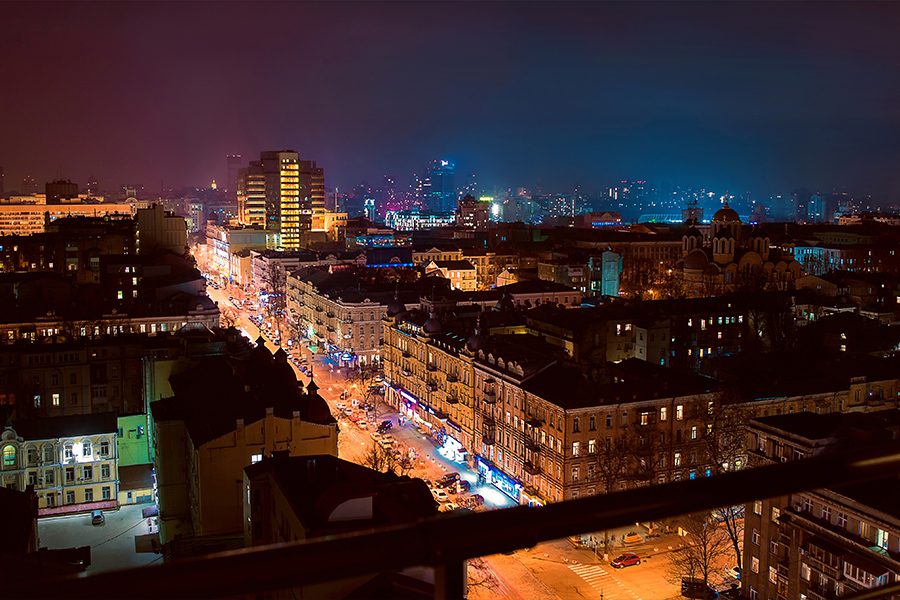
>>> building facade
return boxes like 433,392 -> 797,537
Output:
742,411 -> 900,600
1,413 -> 119,516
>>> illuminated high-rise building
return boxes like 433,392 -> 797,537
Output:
237,161 -> 266,227
237,150 -> 326,249
300,159 -> 326,232
259,150 -> 302,249
422,159 -> 456,213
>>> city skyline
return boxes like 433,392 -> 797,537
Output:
3,2 -> 900,200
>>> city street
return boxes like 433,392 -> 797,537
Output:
205,280 -> 693,599
38,504 -> 161,575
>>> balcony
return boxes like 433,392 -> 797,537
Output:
326,311 -> 335,318
524,460 -> 541,475
446,393 -> 459,405
401,369 -> 411,376
426,382 -> 438,392
427,364 -> 437,372
482,388 -> 496,404
446,373 -> 458,383
315,306 -> 323,312
525,437 -> 540,452
402,351 -> 411,358
482,429 -> 496,446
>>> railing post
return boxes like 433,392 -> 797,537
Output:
434,559 -> 467,600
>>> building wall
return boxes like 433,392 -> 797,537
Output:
287,274 -> 386,365
191,413 -> 337,537
742,421 -> 900,600
117,414 -> 150,466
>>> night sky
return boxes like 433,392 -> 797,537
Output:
2,2 -> 900,199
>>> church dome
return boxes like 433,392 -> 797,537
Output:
684,225 -> 702,239
423,316 -> 443,335
712,203 -> 740,223
386,298 -> 405,317
683,248 -> 709,270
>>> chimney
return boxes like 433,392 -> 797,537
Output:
292,410 -> 300,419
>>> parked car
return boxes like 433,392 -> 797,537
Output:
436,473 -> 460,489
431,488 -> 450,503
90,510 -> 105,526
357,420 -> 368,429
380,433 -> 394,443
456,480 -> 470,493
439,502 -> 458,513
335,402 -> 346,411
370,432 -> 383,442
681,577 -> 719,599
377,420 -> 393,432
610,552 -> 641,568
351,399 -> 360,407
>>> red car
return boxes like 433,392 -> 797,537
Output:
610,552 -> 641,568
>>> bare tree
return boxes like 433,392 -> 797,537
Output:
703,391 -> 750,567
220,307 -> 238,329
362,441 -> 414,477
262,262 -> 287,338
666,512 -> 732,588
589,436 -> 635,556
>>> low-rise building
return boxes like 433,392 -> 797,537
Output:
243,454 -> 439,598
425,259 -> 477,291
0,413 -> 119,516
151,341 -> 338,544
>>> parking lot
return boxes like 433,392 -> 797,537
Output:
38,504 -> 160,574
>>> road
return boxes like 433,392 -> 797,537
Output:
204,278 -> 707,600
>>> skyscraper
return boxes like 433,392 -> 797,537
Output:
225,154 -> 242,201
85,176 -> 99,197
236,150 -> 325,249
259,150 -> 302,249
22,175 -> 38,195
423,159 -> 456,213
300,159 -> 326,233
237,161 -> 267,227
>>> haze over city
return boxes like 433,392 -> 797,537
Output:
3,2 -> 900,199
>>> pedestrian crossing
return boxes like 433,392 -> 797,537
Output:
568,563 -> 643,600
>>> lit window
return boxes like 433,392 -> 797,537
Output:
690,426 -> 698,440
52,393 -> 60,406
251,453 -> 262,464
674,452 -> 682,467
660,407 -> 667,421
676,405 -> 684,420
572,442 -> 580,457
751,557 -> 760,574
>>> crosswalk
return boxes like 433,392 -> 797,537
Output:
567,563 -> 643,600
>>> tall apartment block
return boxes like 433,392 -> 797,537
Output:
236,150 -> 325,249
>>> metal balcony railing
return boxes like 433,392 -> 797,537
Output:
8,444 -> 900,600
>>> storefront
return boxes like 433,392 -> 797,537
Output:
436,425 -> 467,464
520,488 -> 546,507
476,457 -> 522,503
